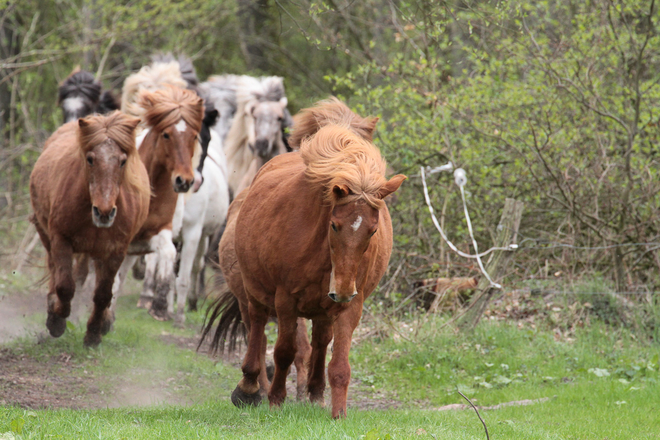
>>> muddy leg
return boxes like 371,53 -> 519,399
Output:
294,318 -> 311,401
138,252 -> 157,309
46,235 -> 75,338
328,302 -> 363,419
148,230 -> 176,321
84,255 -> 123,347
268,295 -> 298,407
232,301 -> 268,407
307,319 -> 333,406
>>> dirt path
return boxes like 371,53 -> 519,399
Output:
0,284 -> 402,411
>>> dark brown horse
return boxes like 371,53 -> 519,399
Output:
203,100 -> 405,418
111,86 -> 204,320
30,112 -> 150,347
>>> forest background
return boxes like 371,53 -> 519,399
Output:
1,0 -> 659,301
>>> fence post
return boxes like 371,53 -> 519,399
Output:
458,198 -> 524,330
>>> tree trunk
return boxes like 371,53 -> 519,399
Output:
458,198 -> 525,330
236,0 -> 273,72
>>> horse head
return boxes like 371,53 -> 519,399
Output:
246,96 -> 288,160
78,112 -> 141,228
327,175 -> 406,302
140,87 -> 204,193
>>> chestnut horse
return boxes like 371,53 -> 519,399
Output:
111,86 -> 204,320
203,101 -> 405,418
30,112 -> 150,347
201,98 -> 382,401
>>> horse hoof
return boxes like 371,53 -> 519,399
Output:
136,296 -> 152,309
46,313 -> 66,338
83,332 -> 102,348
148,308 -> 171,321
231,386 -> 262,408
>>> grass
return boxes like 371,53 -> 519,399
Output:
1,280 -> 660,438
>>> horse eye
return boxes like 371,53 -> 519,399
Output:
120,159 -> 127,168
331,222 -> 338,232
163,132 -> 170,140
87,157 -> 93,166
370,229 -> 378,237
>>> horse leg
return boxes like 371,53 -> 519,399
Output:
148,229 -> 176,321
84,255 -> 123,347
268,294 -> 299,407
174,222 -> 203,327
238,300 -> 269,397
138,252 -> 157,309
188,237 -> 208,312
73,254 -> 90,292
111,255 -> 137,313
328,303 -> 363,419
294,318 -> 311,401
46,235 -> 75,338
232,301 -> 268,407
307,319 -> 333,406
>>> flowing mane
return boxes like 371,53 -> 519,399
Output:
290,97 -> 378,148
300,124 -> 387,210
77,111 -> 148,195
139,86 -> 203,134
121,61 -> 187,119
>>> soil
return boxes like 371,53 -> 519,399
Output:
0,288 -> 402,412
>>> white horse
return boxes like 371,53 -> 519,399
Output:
171,114 -> 229,326
223,76 -> 291,196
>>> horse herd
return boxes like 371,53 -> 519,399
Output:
28,54 -> 406,418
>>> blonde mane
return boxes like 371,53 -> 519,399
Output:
290,97 -> 378,148
121,61 -> 187,119
140,86 -> 203,134
77,111 -> 148,196
300,124 -> 387,210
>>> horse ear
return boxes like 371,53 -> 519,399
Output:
78,117 -> 90,129
332,184 -> 351,199
139,90 -> 155,109
124,116 -> 141,131
378,174 -> 406,199
367,116 -> 379,133
279,97 -> 288,108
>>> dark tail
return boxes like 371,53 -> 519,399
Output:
198,285 -> 246,355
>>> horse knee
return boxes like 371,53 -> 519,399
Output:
55,274 -> 75,303
328,361 -> 351,389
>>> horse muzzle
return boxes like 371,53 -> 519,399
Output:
173,175 -> 193,193
92,205 -> 117,228
328,291 -> 358,303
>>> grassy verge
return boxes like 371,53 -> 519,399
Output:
1,285 -> 659,438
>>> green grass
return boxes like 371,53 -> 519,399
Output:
2,288 -> 660,438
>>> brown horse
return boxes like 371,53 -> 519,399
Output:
201,98 -> 382,402
111,86 -> 204,320
30,112 -> 150,347
203,101 -> 405,418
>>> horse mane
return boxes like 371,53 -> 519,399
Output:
121,61 -> 187,119
300,124 -> 387,210
199,74 -> 240,114
77,111 -> 147,195
140,86 -> 204,134
290,97 -> 378,149
150,52 -> 198,87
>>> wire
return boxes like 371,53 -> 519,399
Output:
421,165 -> 504,289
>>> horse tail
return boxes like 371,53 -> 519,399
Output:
289,96 -> 379,149
198,284 -> 246,355
58,69 -> 102,123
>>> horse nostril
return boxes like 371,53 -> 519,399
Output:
93,206 -> 100,218
175,176 -> 183,186
328,292 -> 338,302
109,207 -> 117,219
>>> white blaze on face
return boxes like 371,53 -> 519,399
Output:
351,215 -> 363,232
329,264 -> 336,294
63,97 -> 85,113
174,119 -> 187,133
